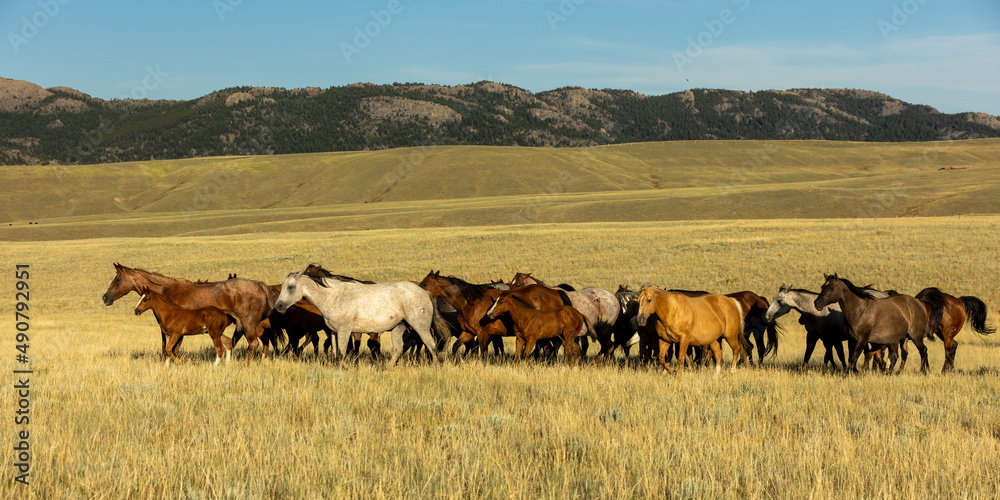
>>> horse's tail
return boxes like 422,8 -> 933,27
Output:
960,296 -> 996,336
755,297 -> 780,359
916,287 -> 947,339
430,299 -> 453,353
556,289 -> 573,306
731,298 -> 751,356
581,314 -> 597,339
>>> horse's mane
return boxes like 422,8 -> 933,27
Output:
302,263 -> 373,287
830,274 -> 880,299
445,275 -> 493,302
506,293 -> 537,310
669,288 -> 712,296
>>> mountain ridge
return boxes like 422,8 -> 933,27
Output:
1,76 -> 998,166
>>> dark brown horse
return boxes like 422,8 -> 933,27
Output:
875,288 -> 994,373
814,274 -> 945,373
134,291 -> 233,366
486,291 -> 587,365
102,263 -> 274,362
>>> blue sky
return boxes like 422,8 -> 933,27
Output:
3,0 -> 998,114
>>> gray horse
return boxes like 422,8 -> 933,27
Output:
766,283 -> 894,370
274,268 -> 451,367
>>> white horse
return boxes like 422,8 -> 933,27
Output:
274,269 -> 450,367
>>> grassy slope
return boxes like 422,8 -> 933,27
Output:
2,139 -> 999,241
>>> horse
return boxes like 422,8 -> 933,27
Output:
134,292 -> 233,366
666,289 -> 779,365
883,288 -> 994,373
418,271 -> 510,357
274,267 -> 450,367
636,286 -> 748,374
101,263 -> 274,362
813,274 -> 945,374
508,272 -> 618,362
485,291 -> 587,365
612,286 -> 642,358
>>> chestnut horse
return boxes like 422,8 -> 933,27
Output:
508,273 -> 616,361
417,271 -> 509,356
102,263 -> 274,362
814,274 -> 945,373
134,292 -> 233,366
636,286 -> 748,375
486,290 -> 587,365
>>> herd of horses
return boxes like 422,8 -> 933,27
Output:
101,263 -> 995,374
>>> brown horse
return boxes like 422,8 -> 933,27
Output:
874,288 -> 994,373
134,292 -> 233,366
636,286 -> 748,375
417,271 -> 509,356
102,263 -> 274,362
814,274 -> 945,373
486,290 -> 587,365
508,272 -> 615,361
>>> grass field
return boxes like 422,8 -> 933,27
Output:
2,215 -> 1000,499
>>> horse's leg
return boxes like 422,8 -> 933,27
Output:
752,328 -> 765,365
367,333 -> 382,362
942,331 -> 957,373
522,336 -> 540,364
675,339 -> 690,376
708,341 -> 723,375
334,325 -> 355,369
211,332 -> 225,367
725,333 -> 742,373
832,339 -> 847,370
578,336 -> 589,361
897,338 -> 909,372
164,332 -> 183,366
409,319 -> 440,364
886,343 -> 899,374
656,339 -> 674,373
514,335 -> 526,361
387,324 -> 406,367
910,332 -> 929,374
222,335 -> 233,364
847,336 -> 866,373
453,331 -> 472,356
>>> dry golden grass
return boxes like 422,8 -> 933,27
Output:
2,217 -> 999,499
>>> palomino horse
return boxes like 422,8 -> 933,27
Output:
813,274 -> 945,373
636,286 -> 748,375
101,263 -> 274,362
508,272 -> 618,361
666,289 -> 779,364
274,267 -> 450,367
134,292 -> 233,366
486,290 -> 587,365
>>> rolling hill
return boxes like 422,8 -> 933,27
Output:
2,139 -> 998,241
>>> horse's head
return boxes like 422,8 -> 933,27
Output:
133,293 -> 152,316
485,291 -> 512,320
765,284 -> 793,323
508,272 -> 534,290
813,274 -> 842,310
274,272 -> 307,314
417,270 -> 443,294
103,263 -> 136,306
635,286 -> 661,327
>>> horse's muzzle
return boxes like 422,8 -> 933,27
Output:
274,301 -> 288,314
102,294 -> 113,306
636,314 -> 647,327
